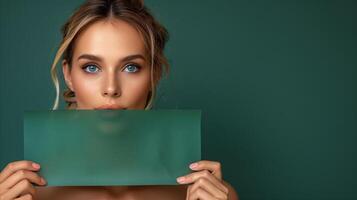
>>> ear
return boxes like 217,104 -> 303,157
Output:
62,60 -> 74,92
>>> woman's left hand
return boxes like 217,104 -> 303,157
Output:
176,160 -> 229,200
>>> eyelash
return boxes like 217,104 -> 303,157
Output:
81,63 -> 141,74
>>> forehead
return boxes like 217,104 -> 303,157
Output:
73,19 -> 146,60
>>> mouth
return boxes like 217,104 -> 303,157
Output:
94,105 -> 127,110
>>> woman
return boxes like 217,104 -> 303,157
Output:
0,0 -> 239,199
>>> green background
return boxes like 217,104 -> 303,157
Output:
1,0 -> 356,199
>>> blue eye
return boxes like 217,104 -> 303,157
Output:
83,64 -> 100,73
124,64 -> 140,73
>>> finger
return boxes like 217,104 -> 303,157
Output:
189,188 -> 216,200
14,194 -> 33,200
189,177 -> 228,199
177,170 -> 228,194
1,179 -> 36,200
186,185 -> 191,200
189,160 -> 222,180
1,169 -> 46,189
0,161 -> 40,183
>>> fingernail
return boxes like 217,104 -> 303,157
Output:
32,163 -> 40,169
41,178 -> 46,184
189,163 -> 198,169
176,176 -> 185,183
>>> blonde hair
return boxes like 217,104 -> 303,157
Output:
51,0 -> 169,110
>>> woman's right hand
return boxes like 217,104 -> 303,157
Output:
0,160 -> 46,200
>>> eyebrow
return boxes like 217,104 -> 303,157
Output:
77,54 -> 146,63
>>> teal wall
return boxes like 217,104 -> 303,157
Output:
1,0 -> 356,199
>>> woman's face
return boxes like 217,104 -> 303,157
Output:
62,19 -> 151,110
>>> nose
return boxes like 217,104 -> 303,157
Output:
102,71 -> 121,98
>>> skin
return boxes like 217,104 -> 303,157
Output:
63,19 -> 151,110
0,19 -> 239,200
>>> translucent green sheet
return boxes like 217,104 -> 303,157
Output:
24,110 -> 201,186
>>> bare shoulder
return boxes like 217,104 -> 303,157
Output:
34,186 -> 104,200
223,181 -> 239,200
137,185 -> 187,200
34,185 -> 188,200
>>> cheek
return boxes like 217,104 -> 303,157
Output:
121,74 -> 151,108
71,71 -> 101,109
